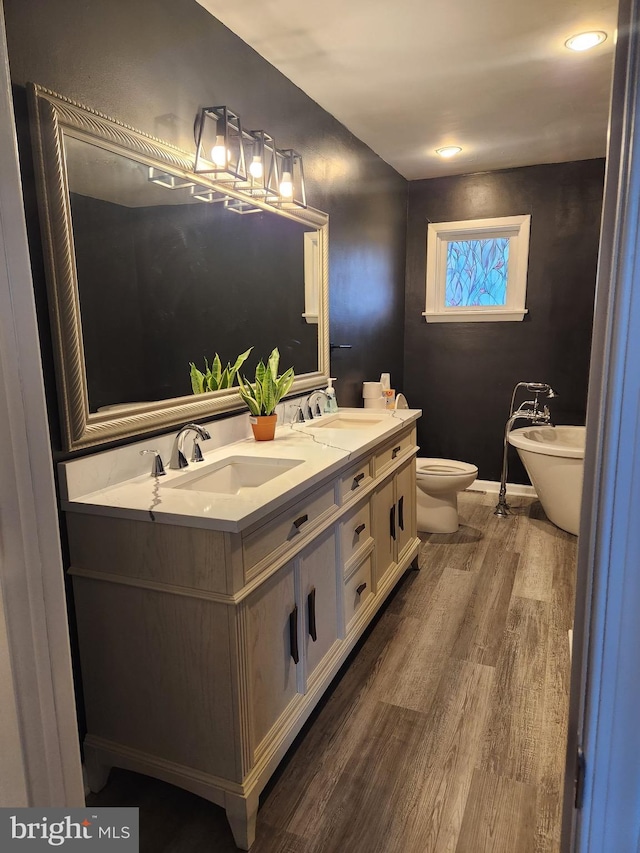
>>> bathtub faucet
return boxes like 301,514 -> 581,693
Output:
495,383 -> 557,518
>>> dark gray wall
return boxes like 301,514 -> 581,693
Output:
4,0 -> 408,455
404,159 -> 605,482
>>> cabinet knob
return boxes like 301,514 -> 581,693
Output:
392,445 -> 402,460
356,582 -> 367,596
352,472 -> 365,489
398,495 -> 405,531
293,513 -> 309,531
390,504 -> 396,540
355,523 -> 366,536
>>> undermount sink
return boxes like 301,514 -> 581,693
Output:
169,456 -> 303,495
306,412 -> 390,430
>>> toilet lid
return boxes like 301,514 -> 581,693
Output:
417,458 -> 478,476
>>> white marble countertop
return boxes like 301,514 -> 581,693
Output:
59,408 -> 420,533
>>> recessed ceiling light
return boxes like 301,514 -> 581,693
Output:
436,146 -> 462,158
565,31 -> 607,52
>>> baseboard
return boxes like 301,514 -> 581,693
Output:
467,479 -> 538,498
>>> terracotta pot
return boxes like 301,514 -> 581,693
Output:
250,414 -> 277,441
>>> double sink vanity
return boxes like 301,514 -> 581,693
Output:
26,83 -> 420,849
61,408 -> 421,848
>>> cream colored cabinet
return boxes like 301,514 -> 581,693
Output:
395,458 -> 417,563
71,422 -> 420,850
246,529 -> 339,757
244,561 -> 300,751
373,457 -> 417,589
299,528 -> 340,686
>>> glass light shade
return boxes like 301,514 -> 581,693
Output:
249,155 -> 263,179
194,106 -> 247,182
565,31 -> 607,51
279,171 -> 293,197
211,135 -> 228,167
270,148 -> 306,210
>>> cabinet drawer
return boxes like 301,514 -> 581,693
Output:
339,458 -> 372,503
344,554 -> 373,633
339,500 -> 372,568
374,427 -> 416,476
243,484 -> 337,575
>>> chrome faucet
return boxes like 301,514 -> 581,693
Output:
495,382 -> 557,518
169,423 -> 211,469
291,390 -> 330,423
139,449 -> 166,477
306,389 -> 330,418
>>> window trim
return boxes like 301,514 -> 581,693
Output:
423,214 -> 531,322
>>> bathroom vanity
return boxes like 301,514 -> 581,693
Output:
61,409 -> 420,849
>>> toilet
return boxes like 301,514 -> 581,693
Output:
415,458 -> 478,533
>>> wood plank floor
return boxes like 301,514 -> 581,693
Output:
88,491 -> 577,852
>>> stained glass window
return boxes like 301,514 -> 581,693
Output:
424,215 -> 530,322
445,238 -> 509,307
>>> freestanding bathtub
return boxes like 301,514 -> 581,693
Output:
508,425 -> 586,535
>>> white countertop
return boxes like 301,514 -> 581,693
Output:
59,408 -> 420,533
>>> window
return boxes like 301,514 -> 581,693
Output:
424,214 -> 531,322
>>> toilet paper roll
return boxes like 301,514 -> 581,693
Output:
362,381 -> 383,398
364,397 -> 387,409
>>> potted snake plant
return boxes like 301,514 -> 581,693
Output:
237,348 -> 295,440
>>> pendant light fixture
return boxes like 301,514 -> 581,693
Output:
194,106 -> 247,183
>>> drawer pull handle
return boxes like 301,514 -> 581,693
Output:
392,445 -> 402,459
289,606 -> 299,664
356,582 -> 367,596
293,513 -> 309,531
398,496 -> 405,531
308,588 -> 317,642
355,523 -> 366,536
390,504 -> 396,540
352,472 -> 366,489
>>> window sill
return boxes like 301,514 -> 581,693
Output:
422,309 -> 528,323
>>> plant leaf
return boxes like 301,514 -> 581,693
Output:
276,367 -> 295,400
211,353 -> 222,386
227,347 -> 253,386
189,363 -> 205,395
267,347 -> 280,382
262,371 -> 277,415
219,366 -> 231,389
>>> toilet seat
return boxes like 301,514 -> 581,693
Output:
417,458 -> 478,477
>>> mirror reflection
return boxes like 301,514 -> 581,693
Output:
65,136 -> 319,413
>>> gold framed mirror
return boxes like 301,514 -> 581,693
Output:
28,84 -> 329,451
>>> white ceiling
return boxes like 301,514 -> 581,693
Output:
196,0 -> 617,180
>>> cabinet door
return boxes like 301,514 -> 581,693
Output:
299,528 -> 339,686
245,562 -> 300,750
372,475 -> 395,587
395,458 -> 416,562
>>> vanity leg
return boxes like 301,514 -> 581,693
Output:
83,745 -> 112,793
225,791 -> 259,850
411,556 -> 420,571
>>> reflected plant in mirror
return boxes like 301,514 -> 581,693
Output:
189,348 -> 252,394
